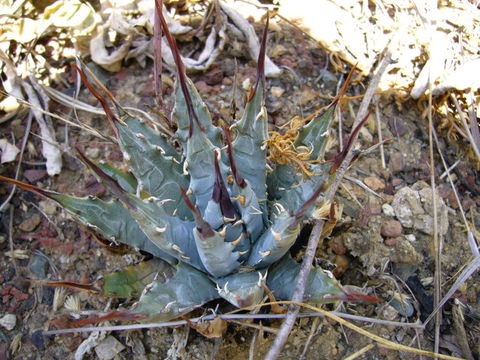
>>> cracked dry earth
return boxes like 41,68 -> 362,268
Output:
0,18 -> 479,360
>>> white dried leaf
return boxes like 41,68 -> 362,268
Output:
23,81 -> 63,176
90,27 -> 132,72
42,0 -> 97,35
0,139 -> 20,163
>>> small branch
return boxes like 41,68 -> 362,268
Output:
264,51 -> 392,360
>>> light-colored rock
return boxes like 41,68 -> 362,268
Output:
391,182 -> 448,235
364,176 -> 385,191
382,203 -> 395,216
0,314 -> 16,331
94,335 -> 125,360
270,86 -> 285,98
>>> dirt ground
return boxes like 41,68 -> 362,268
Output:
0,2 -> 479,360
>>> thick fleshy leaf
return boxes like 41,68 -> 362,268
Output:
246,212 -> 300,268
193,226 -> 241,277
102,258 -> 174,298
173,78 -> 221,152
122,116 -> 179,159
293,106 -> 335,161
214,270 -> 266,308
125,194 -> 206,272
272,163 -> 332,216
186,128 -> 217,213
50,194 -> 177,263
115,120 -> 190,218
231,80 -> 268,202
131,262 -> 219,322
96,162 -> 137,193
267,255 -> 345,303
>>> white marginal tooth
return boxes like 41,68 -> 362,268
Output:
186,188 -> 193,196
271,228 -> 282,241
216,283 -> 222,293
183,161 -> 189,176
231,233 -> 243,246
259,271 -> 268,287
259,250 -> 271,257
249,206 -> 262,215
122,152 -> 131,161
135,132 -> 146,139
257,271 -> 267,287
155,145 -> 165,154
233,219 -> 244,227
274,203 -> 286,213
172,208 -> 178,216
155,226 -> 167,233
239,250 -> 249,255
158,198 -> 174,205
214,148 -> 221,161
223,216 -> 236,223
223,282 -> 230,294
218,226 -> 227,237
171,244 -> 184,254
161,301 -> 176,313
180,255 -> 191,261
172,157 -> 181,164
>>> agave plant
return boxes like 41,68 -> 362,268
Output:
1,4 -> 373,325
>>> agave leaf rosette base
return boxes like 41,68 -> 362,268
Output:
0,7 -> 370,325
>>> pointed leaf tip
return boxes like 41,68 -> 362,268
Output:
212,149 -> 236,219
180,187 -> 214,237
0,175 -> 57,198
223,126 -> 246,188
256,12 -> 269,85
75,147 -> 135,210
73,64 -> 120,138
330,110 -> 371,174
154,0 -> 203,136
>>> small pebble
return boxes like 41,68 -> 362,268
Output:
23,169 -> 47,183
389,153 -> 405,173
330,237 -> 346,255
364,176 -> 385,191
381,220 -> 403,238
85,147 -> 100,159
391,178 -> 403,187
384,238 -> 397,246
19,213 -> 42,232
382,203 -> 395,216
0,314 -> 16,331
405,234 -> 416,242
270,86 -> 285,98
222,77 -> 233,86
333,255 -> 350,277
39,200 -> 57,216
242,78 -> 251,91
194,80 -> 210,93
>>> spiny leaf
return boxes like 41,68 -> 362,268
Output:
267,255 -> 345,303
131,261 -> 219,322
102,259 -> 173,298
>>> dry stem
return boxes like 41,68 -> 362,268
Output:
264,51 -> 392,360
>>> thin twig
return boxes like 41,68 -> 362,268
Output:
451,93 -> 480,160
343,343 -> 375,360
264,51 -> 392,360
375,100 -> 386,168
300,317 -> 320,359
43,307 -> 425,336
